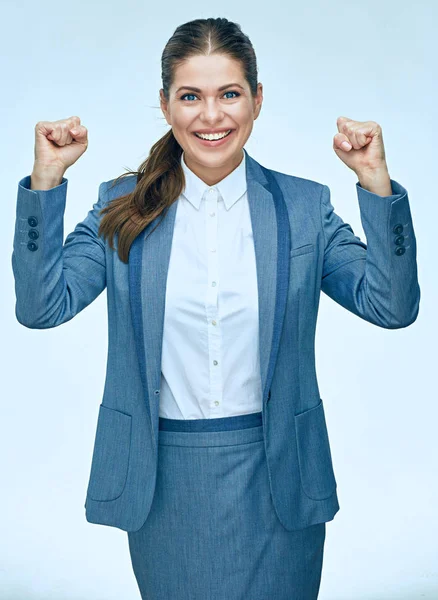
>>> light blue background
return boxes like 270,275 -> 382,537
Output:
2,1 -> 436,598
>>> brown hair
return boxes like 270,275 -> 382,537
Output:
98,17 -> 259,263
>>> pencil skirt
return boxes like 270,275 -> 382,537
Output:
127,411 -> 326,600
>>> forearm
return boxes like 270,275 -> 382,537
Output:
321,178 -> 421,328
12,176 -> 107,328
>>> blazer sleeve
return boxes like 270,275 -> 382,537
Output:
12,175 -> 108,328
320,178 -> 421,328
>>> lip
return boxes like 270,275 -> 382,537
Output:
192,129 -> 235,147
193,128 -> 234,134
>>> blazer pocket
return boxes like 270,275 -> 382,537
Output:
290,243 -> 315,258
86,404 -> 132,502
294,398 -> 337,500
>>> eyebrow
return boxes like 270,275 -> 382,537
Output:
175,83 -> 245,94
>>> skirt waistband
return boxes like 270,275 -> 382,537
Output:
158,411 -> 264,447
159,411 -> 262,432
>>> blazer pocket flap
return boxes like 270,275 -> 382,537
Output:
290,243 -> 315,258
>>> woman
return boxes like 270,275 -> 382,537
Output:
12,16 -> 420,600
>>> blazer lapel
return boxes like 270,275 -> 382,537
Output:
129,149 -> 291,449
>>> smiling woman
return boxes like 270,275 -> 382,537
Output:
99,16 -> 326,600
12,11 -> 421,600
97,21 -> 263,264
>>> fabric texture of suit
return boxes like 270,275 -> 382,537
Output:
12,148 -> 420,532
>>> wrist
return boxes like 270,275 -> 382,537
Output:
30,169 -> 65,191
357,166 -> 392,197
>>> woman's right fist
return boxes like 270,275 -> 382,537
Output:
33,116 -> 88,175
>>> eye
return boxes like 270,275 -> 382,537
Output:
180,93 -> 197,101
223,91 -> 240,99
179,90 -> 241,101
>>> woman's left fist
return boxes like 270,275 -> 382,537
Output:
333,116 -> 387,175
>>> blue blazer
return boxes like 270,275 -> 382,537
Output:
12,148 -> 420,532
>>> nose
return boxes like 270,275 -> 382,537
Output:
200,98 -> 225,122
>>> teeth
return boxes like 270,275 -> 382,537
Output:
195,130 -> 231,140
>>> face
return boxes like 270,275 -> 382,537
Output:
160,53 -> 263,186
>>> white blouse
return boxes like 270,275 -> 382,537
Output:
159,149 -> 263,419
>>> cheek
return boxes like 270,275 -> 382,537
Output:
169,108 -> 191,128
234,107 -> 255,125
173,117 -> 190,131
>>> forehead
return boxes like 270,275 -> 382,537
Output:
172,54 -> 245,90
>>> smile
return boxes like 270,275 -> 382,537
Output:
192,129 -> 235,146
194,130 -> 232,140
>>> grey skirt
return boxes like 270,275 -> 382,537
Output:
127,411 -> 326,600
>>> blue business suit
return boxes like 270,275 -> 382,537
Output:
12,148 -> 420,536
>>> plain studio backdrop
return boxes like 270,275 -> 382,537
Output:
1,1 -> 436,598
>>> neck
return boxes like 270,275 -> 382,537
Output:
182,149 -> 244,186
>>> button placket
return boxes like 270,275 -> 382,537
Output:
205,187 -> 222,414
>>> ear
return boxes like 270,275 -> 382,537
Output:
159,89 -> 171,126
254,82 -> 263,121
